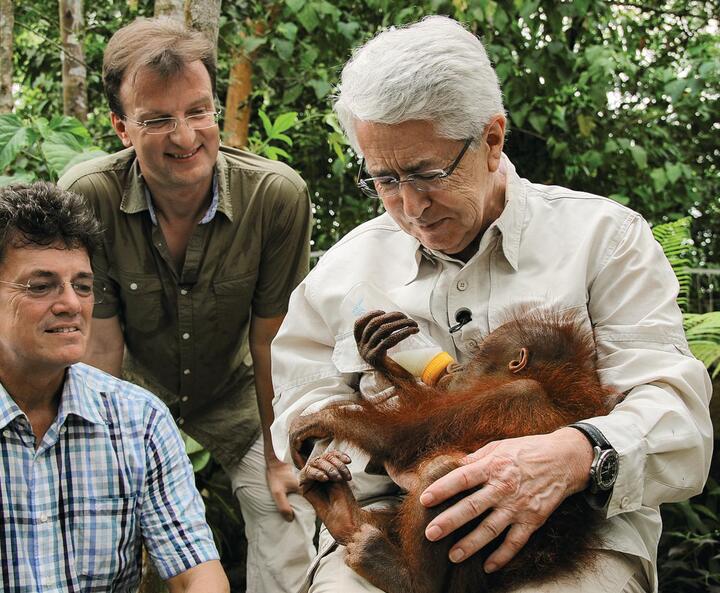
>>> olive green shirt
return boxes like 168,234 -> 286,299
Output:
59,146 -> 312,468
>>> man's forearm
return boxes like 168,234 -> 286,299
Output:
166,560 -> 229,593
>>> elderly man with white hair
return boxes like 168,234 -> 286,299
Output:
271,16 -> 712,593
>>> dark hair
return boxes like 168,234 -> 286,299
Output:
103,17 -> 217,115
0,182 -> 103,264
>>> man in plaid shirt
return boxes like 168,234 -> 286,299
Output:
0,183 -> 229,592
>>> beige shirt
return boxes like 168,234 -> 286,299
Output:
59,145 -> 312,469
271,156 -> 712,591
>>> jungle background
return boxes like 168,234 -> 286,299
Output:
0,0 -> 718,591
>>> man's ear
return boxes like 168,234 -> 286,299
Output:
483,115 -> 506,173
110,112 -> 133,148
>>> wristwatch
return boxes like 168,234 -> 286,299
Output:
569,422 -> 619,494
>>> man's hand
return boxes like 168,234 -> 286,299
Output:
266,457 -> 302,522
419,428 -> 593,572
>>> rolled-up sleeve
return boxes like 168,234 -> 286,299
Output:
586,215 -> 712,516
140,406 -> 219,579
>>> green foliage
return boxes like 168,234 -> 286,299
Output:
659,478 -> 720,592
652,217 -> 694,312
683,313 -> 720,379
652,217 -> 720,377
216,0 -> 720,259
247,110 -> 298,161
0,114 -> 107,184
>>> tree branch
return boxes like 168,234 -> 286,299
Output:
14,20 -> 88,68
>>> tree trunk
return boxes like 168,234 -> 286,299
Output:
59,0 -> 87,121
223,50 -> 253,148
0,0 -> 14,113
186,0 -> 221,54
154,0 -> 184,22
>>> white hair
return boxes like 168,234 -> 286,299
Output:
334,16 -> 505,152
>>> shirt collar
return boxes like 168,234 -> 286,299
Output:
57,365 -> 107,426
0,384 -> 24,430
0,365 -> 105,431
120,148 -> 232,223
142,176 -> 219,226
492,155 -> 526,271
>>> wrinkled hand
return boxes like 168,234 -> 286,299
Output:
419,428 -> 593,572
266,458 -> 302,522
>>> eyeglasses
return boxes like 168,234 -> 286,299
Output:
0,279 -> 103,304
122,109 -> 221,135
356,138 -> 474,199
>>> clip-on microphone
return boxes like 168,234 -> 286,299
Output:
449,308 -> 472,333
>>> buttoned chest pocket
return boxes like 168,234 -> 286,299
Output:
72,495 -> 139,587
117,271 -> 165,333
213,272 -> 256,331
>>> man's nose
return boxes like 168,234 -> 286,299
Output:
399,183 -> 431,219
168,119 -> 198,146
51,283 -> 83,314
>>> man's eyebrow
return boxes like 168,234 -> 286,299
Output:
137,97 -> 214,120
368,158 -> 439,177
26,270 -> 94,280
27,270 -> 57,279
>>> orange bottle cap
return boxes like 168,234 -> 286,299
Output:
421,351 -> 455,386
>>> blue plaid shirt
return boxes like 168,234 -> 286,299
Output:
0,363 -> 219,592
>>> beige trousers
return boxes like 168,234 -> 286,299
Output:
305,526 -> 650,593
228,436 -> 317,593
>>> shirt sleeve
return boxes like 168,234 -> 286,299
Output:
585,215 -> 712,516
271,281 -> 359,464
140,404 -> 219,579
252,174 -> 312,318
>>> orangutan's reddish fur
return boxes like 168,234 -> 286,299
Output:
289,307 -> 617,593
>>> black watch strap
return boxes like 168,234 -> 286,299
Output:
569,421 -> 612,450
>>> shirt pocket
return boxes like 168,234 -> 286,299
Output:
116,271 -> 165,332
331,331 -> 373,374
72,494 -> 138,586
212,271 -> 256,328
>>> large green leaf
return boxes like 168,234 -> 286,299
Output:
0,172 -> 35,186
0,115 -> 33,171
60,149 -> 108,177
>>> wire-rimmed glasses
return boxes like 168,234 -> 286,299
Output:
0,278 -> 104,304
122,109 -> 222,135
356,138 -> 473,199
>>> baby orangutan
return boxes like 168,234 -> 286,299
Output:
289,307 -> 617,593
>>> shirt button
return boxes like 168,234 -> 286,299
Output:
180,289 -> 188,296
621,496 -> 630,509
183,368 -> 191,375
177,418 -> 185,426
468,339 -> 478,349
182,333 -> 190,340
39,512 -> 49,523
457,280 -> 468,291
59,426 -> 67,434
181,396 -> 189,403
129,282 -> 138,290
2,429 -> 10,438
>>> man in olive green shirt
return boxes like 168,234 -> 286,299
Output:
58,17 -> 315,593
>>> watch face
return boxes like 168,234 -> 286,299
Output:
597,449 -> 620,490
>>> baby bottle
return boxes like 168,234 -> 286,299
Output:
341,282 -> 454,386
